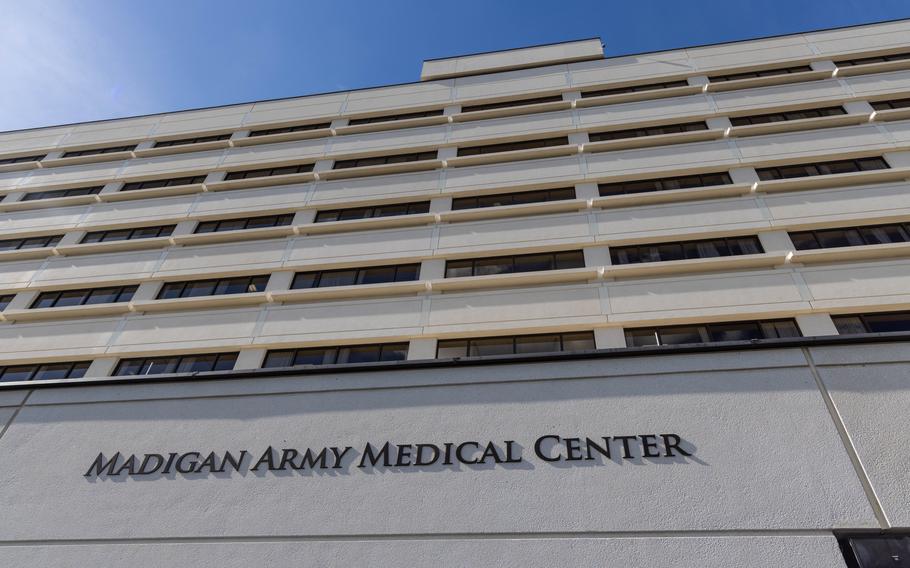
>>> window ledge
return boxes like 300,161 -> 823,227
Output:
729,113 -> 871,137
439,199 -> 586,223
0,161 -> 41,174
591,183 -> 752,209
872,107 -> 910,123
269,281 -> 427,304
132,292 -> 269,313
334,116 -> 449,136
835,59 -> 910,78
756,167 -> 910,194
231,128 -> 334,147
100,183 -> 204,202
0,194 -> 100,212
573,84 -> 704,109
55,236 -> 173,256
172,225 -> 295,246
4,302 -> 131,322
299,213 -> 436,235
133,139 -> 232,157
205,172 -> 316,192
792,242 -> 910,264
585,128 -> 724,154
0,246 -> 57,261
605,252 -> 787,279
319,160 -> 442,181
704,69 -> 833,93
445,144 -> 578,168
431,267 -> 598,292
40,151 -> 135,168
451,100 -> 571,123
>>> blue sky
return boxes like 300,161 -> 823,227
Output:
1,0 -> 909,132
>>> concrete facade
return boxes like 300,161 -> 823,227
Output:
1,19 -> 910,566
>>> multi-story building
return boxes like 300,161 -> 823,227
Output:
0,18 -> 908,567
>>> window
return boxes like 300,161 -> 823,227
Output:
30,285 -> 137,309
113,353 -> 238,376
81,225 -> 175,244
347,110 -> 443,126
730,106 -> 846,126
581,80 -> 689,98
333,151 -> 438,170
153,134 -> 231,148
223,163 -> 313,181
588,121 -> 708,142
834,51 -> 910,67
598,172 -> 732,197
157,275 -> 270,299
790,222 -> 910,250
314,201 -> 430,223
249,123 -> 332,137
870,98 -> 910,111
0,361 -> 91,382
437,332 -> 595,358
461,95 -> 563,113
0,234 -> 63,251
121,175 -> 206,191
708,65 -> 813,82
445,250 -> 585,278
610,236 -> 763,265
451,187 -> 576,210
839,534 -> 910,568
21,186 -> 103,202
625,319 -> 801,347
755,157 -> 889,181
62,144 -> 136,158
457,136 -> 569,157
0,295 -> 14,311
262,343 -> 408,368
291,263 -> 420,289
0,154 -> 45,165
195,213 -> 294,234
832,311 -> 910,335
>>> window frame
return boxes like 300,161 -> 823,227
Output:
610,236 -> 765,265
598,171 -> 733,197
290,263 -> 421,289
30,285 -> 138,310
444,250 -> 585,278
193,213 -> 295,234
20,186 -> 103,202
436,331 -> 596,358
588,121 -> 709,142
314,201 -> 431,223
262,342 -> 409,368
457,136 -> 569,157
755,157 -> 889,181
113,352 -> 238,376
223,163 -> 314,181
332,151 -> 438,170
80,225 -> 176,244
156,275 -> 271,300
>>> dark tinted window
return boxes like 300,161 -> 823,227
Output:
870,98 -> 910,111
835,51 -> 910,67
347,110 -> 443,126
291,263 -> 420,289
790,222 -> 910,250
0,295 -> 14,311
333,151 -> 438,170
452,187 -> 576,210
589,121 -> 708,142
437,332 -> 595,358
0,154 -> 45,165
0,234 -> 63,251
461,95 -> 563,113
0,361 -> 90,382
81,225 -> 175,244
833,312 -> 910,335
840,534 -> 910,568
709,65 -> 813,82
62,145 -> 136,158
625,319 -> 801,347
194,214 -> 294,234
157,275 -> 270,300
457,137 -> 568,157
21,186 -> 103,202
730,106 -> 846,126
756,157 -> 889,181
113,353 -> 238,376
445,250 -> 584,278
249,123 -> 331,137
262,343 -> 408,367
121,176 -> 206,191
611,236 -> 763,265
581,80 -> 689,98
153,134 -> 231,148
314,201 -> 430,223
223,164 -> 313,181
599,172 -> 732,197
31,285 -> 137,309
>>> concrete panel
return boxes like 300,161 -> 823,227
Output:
0,205 -> 89,234
454,65 -> 569,100
0,129 -> 70,154
711,80 -> 849,112
764,182 -> 910,225
243,93 -> 348,127
800,259 -> 910,302
449,111 -> 574,143
576,95 -> 714,129
444,155 -> 583,192
810,20 -> 910,55
424,38 -> 601,80
686,35 -> 813,70
309,170 -> 441,204
330,125 -> 448,155
152,105 -> 252,137
155,239 -> 288,277
80,195 -> 196,226
61,118 -> 158,146
219,138 -> 328,168
585,141 -> 739,178
882,119 -> 910,143
0,317 -> 118,359
595,197 -> 767,241
192,184 -> 310,216
286,227 -> 434,265
344,82 -> 454,114
845,70 -> 910,97
32,250 -> 163,286
0,259 -> 45,289
567,53 -> 695,88
436,212 -> 592,253
118,149 -> 224,178
736,124 -> 892,161
258,297 -> 423,342
109,308 -> 262,352
7,161 -> 122,191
